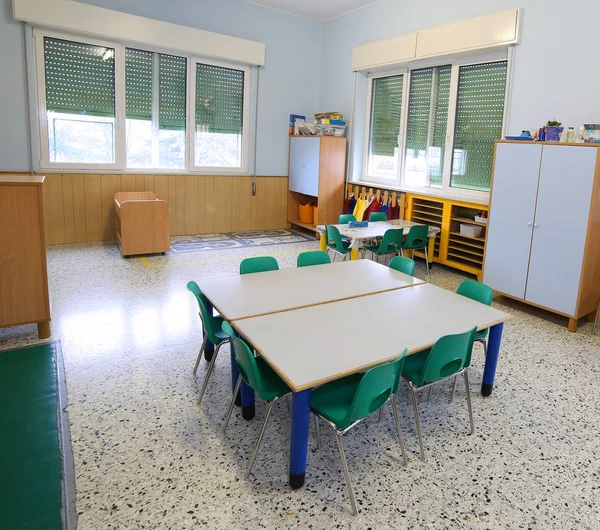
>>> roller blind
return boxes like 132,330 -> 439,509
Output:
195,63 -> 244,135
451,61 -> 507,191
368,74 -> 404,157
429,65 -> 451,187
159,54 -> 187,131
125,48 -> 152,121
44,37 -> 115,117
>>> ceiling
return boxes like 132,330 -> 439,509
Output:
240,0 -> 382,22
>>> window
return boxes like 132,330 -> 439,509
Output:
363,55 -> 509,197
36,30 -> 251,173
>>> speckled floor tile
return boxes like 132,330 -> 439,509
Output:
1,235 -> 599,529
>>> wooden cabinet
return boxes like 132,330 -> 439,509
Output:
483,141 -> 600,331
0,175 -> 51,339
287,136 -> 346,231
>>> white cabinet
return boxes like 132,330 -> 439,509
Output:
484,142 -> 600,331
289,137 -> 320,196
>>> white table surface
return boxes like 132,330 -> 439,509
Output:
315,220 -> 441,249
233,283 -> 511,392
197,259 -> 424,321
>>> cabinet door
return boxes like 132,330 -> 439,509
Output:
483,143 -> 542,299
288,137 -> 305,194
525,145 -> 597,315
301,137 -> 321,197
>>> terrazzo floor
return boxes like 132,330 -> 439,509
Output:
2,235 -> 599,529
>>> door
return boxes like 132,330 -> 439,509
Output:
525,145 -> 597,315
483,143 -> 542,299
301,137 -> 321,197
288,137 -> 305,194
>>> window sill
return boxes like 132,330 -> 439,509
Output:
350,179 -> 490,205
36,168 -> 268,177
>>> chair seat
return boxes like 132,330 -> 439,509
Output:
475,329 -> 488,341
255,357 -> 290,401
310,373 -> 363,430
209,317 -> 229,342
401,349 -> 430,387
361,244 -> 397,256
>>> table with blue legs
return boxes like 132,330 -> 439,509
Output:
233,283 -> 511,489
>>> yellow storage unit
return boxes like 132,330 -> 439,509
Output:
405,194 -> 488,279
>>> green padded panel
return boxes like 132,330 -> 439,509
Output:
0,343 -> 62,530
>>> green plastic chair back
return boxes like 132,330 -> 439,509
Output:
414,327 -> 477,387
325,225 -> 350,254
342,352 -> 407,429
338,214 -> 356,225
403,224 -> 428,250
374,228 -> 403,255
186,281 -> 223,344
297,250 -> 331,267
389,256 -> 415,276
240,256 -> 279,275
369,212 -> 388,222
456,280 -> 493,339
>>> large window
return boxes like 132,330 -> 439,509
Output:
36,30 -> 251,173
363,55 -> 509,197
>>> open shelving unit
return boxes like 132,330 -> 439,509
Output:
410,197 -> 443,259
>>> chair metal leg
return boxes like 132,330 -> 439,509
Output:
245,397 -> 279,478
478,339 -> 488,359
594,305 -> 599,334
423,246 -> 430,277
464,370 -> 475,435
223,375 -> 242,434
450,375 -> 458,403
427,386 -> 432,402
197,341 -> 223,406
193,335 -> 208,376
409,386 -> 426,462
334,431 -> 358,515
377,407 -> 384,423
314,415 -> 321,449
390,397 -> 408,466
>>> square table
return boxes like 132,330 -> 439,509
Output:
232,283 -> 511,489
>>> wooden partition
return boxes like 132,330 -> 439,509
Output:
41,174 -> 289,245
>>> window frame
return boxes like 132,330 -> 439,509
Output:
33,28 -> 252,174
361,50 -> 511,201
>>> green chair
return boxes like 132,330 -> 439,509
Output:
297,250 -> 331,267
389,255 -> 416,276
325,225 -> 351,262
360,228 -> 403,263
456,280 -> 493,355
338,214 -> 356,224
401,327 -> 477,461
369,212 -> 388,222
186,281 -> 230,406
311,352 -> 408,515
240,256 -> 279,275
221,322 -> 291,478
402,225 -> 430,275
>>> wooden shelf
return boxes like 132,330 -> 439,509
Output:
290,220 -> 317,232
448,244 -> 484,258
449,231 -> 486,243
448,235 -> 485,250
451,217 -> 488,227
447,251 -> 483,265
412,214 -> 442,224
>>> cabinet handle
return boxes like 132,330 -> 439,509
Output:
534,224 -> 539,228
527,222 -> 532,227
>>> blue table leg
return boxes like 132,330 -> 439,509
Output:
202,299 -> 215,362
289,389 -> 312,489
230,336 -> 255,417
482,322 -> 503,396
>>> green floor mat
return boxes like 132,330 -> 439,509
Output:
0,343 -> 63,530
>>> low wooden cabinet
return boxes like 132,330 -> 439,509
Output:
0,175 -> 51,339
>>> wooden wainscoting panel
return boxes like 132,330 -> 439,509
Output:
41,174 -> 288,244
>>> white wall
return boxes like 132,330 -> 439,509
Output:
320,0 -> 600,136
0,0 -> 322,174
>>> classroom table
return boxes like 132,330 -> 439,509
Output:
197,259 -> 424,419
232,283 -> 511,489
315,220 -> 441,261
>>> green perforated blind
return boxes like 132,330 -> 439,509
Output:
195,63 -> 244,135
159,54 -> 187,131
451,61 -> 507,191
125,49 -> 152,122
369,74 -> 404,157
44,37 -> 115,118
429,66 -> 451,187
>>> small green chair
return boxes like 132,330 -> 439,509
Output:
221,322 -> 291,478
402,225 -> 430,275
389,255 -> 416,276
456,280 -> 493,354
325,225 -> 351,262
360,228 -> 403,263
297,250 -> 331,267
338,214 -> 357,224
369,212 -> 388,222
401,327 -> 477,461
240,256 -> 279,275
186,281 -> 230,406
311,352 -> 408,515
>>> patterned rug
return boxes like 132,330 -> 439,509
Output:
169,229 -> 315,254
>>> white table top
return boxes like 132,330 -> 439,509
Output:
197,259 -> 424,321
233,283 -> 511,392
316,220 -> 441,249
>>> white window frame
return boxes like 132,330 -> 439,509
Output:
33,28 -> 252,175
361,50 -> 511,202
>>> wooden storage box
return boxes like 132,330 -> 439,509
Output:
113,192 -> 170,257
